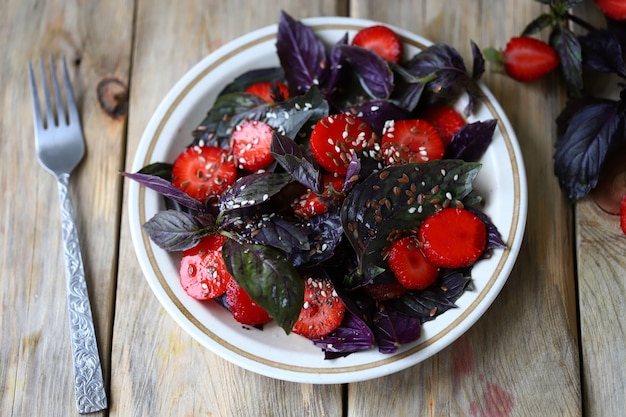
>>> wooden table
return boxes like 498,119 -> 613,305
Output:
2,1 -> 625,416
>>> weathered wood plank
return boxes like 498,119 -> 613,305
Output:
0,0 -> 132,415
112,2 -> 346,416
347,1 -> 581,416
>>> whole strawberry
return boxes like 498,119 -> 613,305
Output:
486,36 -> 559,82
595,0 -> 626,21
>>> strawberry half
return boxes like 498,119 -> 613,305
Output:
309,113 -> 378,176
225,279 -> 272,327
502,36 -> 559,82
171,144 -> 237,203
352,25 -> 403,63
292,274 -> 345,339
245,81 -> 289,103
420,105 -> 466,145
229,119 -> 275,171
595,0 -> 626,21
387,235 -> 440,290
292,174 -> 345,219
418,208 -> 487,269
619,194 -> 626,235
381,119 -> 445,165
179,234 -> 233,300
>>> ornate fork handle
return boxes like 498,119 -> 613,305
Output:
57,173 -> 108,413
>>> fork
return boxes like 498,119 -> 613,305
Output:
28,57 -> 108,414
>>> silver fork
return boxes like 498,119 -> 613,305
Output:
28,57 -> 108,414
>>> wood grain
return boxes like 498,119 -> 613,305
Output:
6,0 -> 625,416
112,1 -> 346,416
347,1 -> 581,416
0,0 -> 131,416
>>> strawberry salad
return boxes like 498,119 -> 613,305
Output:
125,11 -> 506,358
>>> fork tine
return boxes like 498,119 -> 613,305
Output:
50,56 -> 67,126
28,61 -> 44,132
38,58 -> 56,129
61,57 -> 81,129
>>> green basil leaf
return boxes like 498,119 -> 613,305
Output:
222,238 -> 304,333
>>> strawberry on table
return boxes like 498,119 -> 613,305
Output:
292,274 -> 345,339
595,0 -> 626,21
245,81 -> 290,103
179,234 -> 233,300
225,278 -> 272,326
292,174 -> 345,219
418,208 -> 487,269
387,235 -> 440,290
380,119 -> 445,165
619,194 -> 626,235
230,119 -> 275,171
351,25 -> 403,63
500,36 -> 559,82
420,105 -> 466,145
171,144 -> 237,203
309,113 -> 378,176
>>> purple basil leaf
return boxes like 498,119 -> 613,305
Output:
290,210 -> 344,267
389,63 -> 435,113
606,17 -> 626,52
339,44 -> 394,99
222,238 -> 304,333
579,29 -> 626,76
218,172 -> 292,212
470,40 -> 485,81
554,96 -> 626,201
466,206 -> 507,250
342,152 -> 361,193
271,132 -> 323,193
550,24 -> 583,97
405,43 -> 469,96
142,210 -> 214,251
372,304 -> 422,354
312,310 -> 375,358
341,160 -> 481,279
324,32 -> 350,96
121,171 -> 206,211
447,119 -> 497,161
344,100 -> 408,137
276,11 -> 329,96
389,269 -> 473,322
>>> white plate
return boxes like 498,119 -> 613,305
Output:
128,16 -> 527,384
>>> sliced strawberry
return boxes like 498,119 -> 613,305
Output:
179,234 -> 233,300
502,36 -> 559,82
381,119 -> 445,165
387,235 -> 440,290
171,145 -> 237,203
420,105 -> 466,145
352,25 -> 403,63
418,208 -> 487,269
309,113 -> 378,176
245,81 -> 290,103
595,0 -> 626,21
230,119 -> 275,171
292,274 -> 345,339
292,174 -> 345,219
225,279 -> 272,327
619,194 -> 626,235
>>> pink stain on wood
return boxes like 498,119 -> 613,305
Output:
468,383 -> 514,417
452,335 -> 475,387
